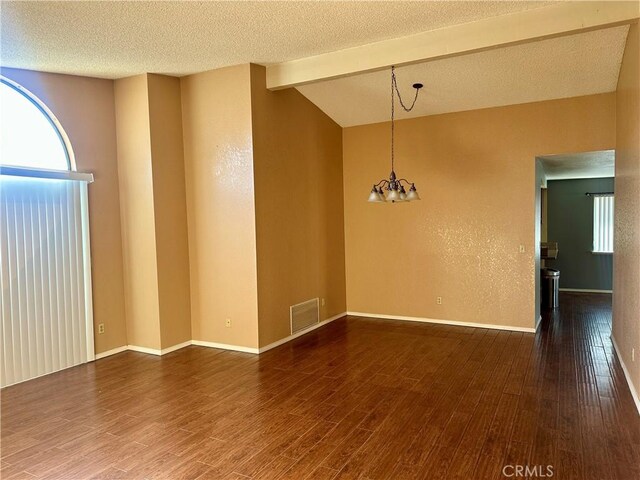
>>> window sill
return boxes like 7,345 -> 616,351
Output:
0,166 -> 93,183
591,251 -> 613,255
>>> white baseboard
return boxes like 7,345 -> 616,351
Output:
95,341 -> 192,359
92,310 -> 534,361
611,336 -> 640,416
93,315 -> 348,360
191,340 -> 259,354
559,288 -> 612,294
346,311 -> 536,333
127,344 -> 163,356
258,312 -> 347,353
161,340 -> 192,355
94,345 -> 128,360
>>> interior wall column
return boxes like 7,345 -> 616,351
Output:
114,74 -> 191,352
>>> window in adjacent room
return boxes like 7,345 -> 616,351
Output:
592,194 -> 614,253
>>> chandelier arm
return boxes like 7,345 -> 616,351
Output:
396,178 -> 413,185
375,179 -> 390,187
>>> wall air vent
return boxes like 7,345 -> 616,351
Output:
290,298 -> 319,334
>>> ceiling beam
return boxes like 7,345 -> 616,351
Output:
266,1 -> 639,90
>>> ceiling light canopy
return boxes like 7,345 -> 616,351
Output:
368,66 -> 423,204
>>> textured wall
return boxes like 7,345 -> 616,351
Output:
114,74 -> 193,351
250,65 -> 346,347
147,74 -> 192,349
114,74 -> 162,350
1,68 -> 129,355
613,22 -> 640,403
181,65 -> 260,349
534,159 -> 545,325
546,178 -> 614,291
343,93 -> 615,330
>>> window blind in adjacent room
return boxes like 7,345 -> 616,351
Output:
593,194 -> 614,254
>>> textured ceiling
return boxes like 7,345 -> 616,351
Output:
1,1 -> 629,128
540,150 -> 615,180
1,1 -> 551,79
297,25 -> 630,127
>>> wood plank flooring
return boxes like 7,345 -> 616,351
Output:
2,293 -> 639,479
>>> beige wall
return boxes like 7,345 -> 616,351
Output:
1,67 -> 128,355
180,64 -> 345,349
2,63 -> 625,358
115,74 -> 192,351
181,65 -> 260,349
343,93 -> 615,330
114,75 -> 162,350
147,74 -> 192,349
613,23 -> 640,399
534,159 -> 546,325
250,65 -> 346,347
2,64 -> 344,354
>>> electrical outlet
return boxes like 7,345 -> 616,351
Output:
436,296 -> 442,305
519,245 -> 526,253
98,323 -> 105,334
225,318 -> 231,328
321,298 -> 326,307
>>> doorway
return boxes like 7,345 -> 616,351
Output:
534,150 -> 615,325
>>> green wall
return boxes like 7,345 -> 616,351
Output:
546,177 -> 614,291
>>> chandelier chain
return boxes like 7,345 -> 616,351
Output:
390,66 -> 421,173
392,67 -> 420,112
391,66 -> 395,172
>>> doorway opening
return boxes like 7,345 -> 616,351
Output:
534,150 -> 615,327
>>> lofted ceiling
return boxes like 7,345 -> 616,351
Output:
1,1 -> 552,79
296,25 -> 630,127
539,150 -> 615,181
0,1 -> 633,128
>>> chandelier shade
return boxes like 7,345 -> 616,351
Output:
367,66 -> 423,204
368,187 -> 383,202
406,184 -> 420,201
387,188 -> 400,202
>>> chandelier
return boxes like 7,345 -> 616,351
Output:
368,66 -> 422,203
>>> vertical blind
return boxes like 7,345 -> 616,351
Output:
593,194 -> 614,253
1,176 -> 94,387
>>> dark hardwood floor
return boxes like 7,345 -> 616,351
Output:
2,293 -> 639,479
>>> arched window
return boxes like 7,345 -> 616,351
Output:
1,76 -> 94,387
1,77 -> 74,171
